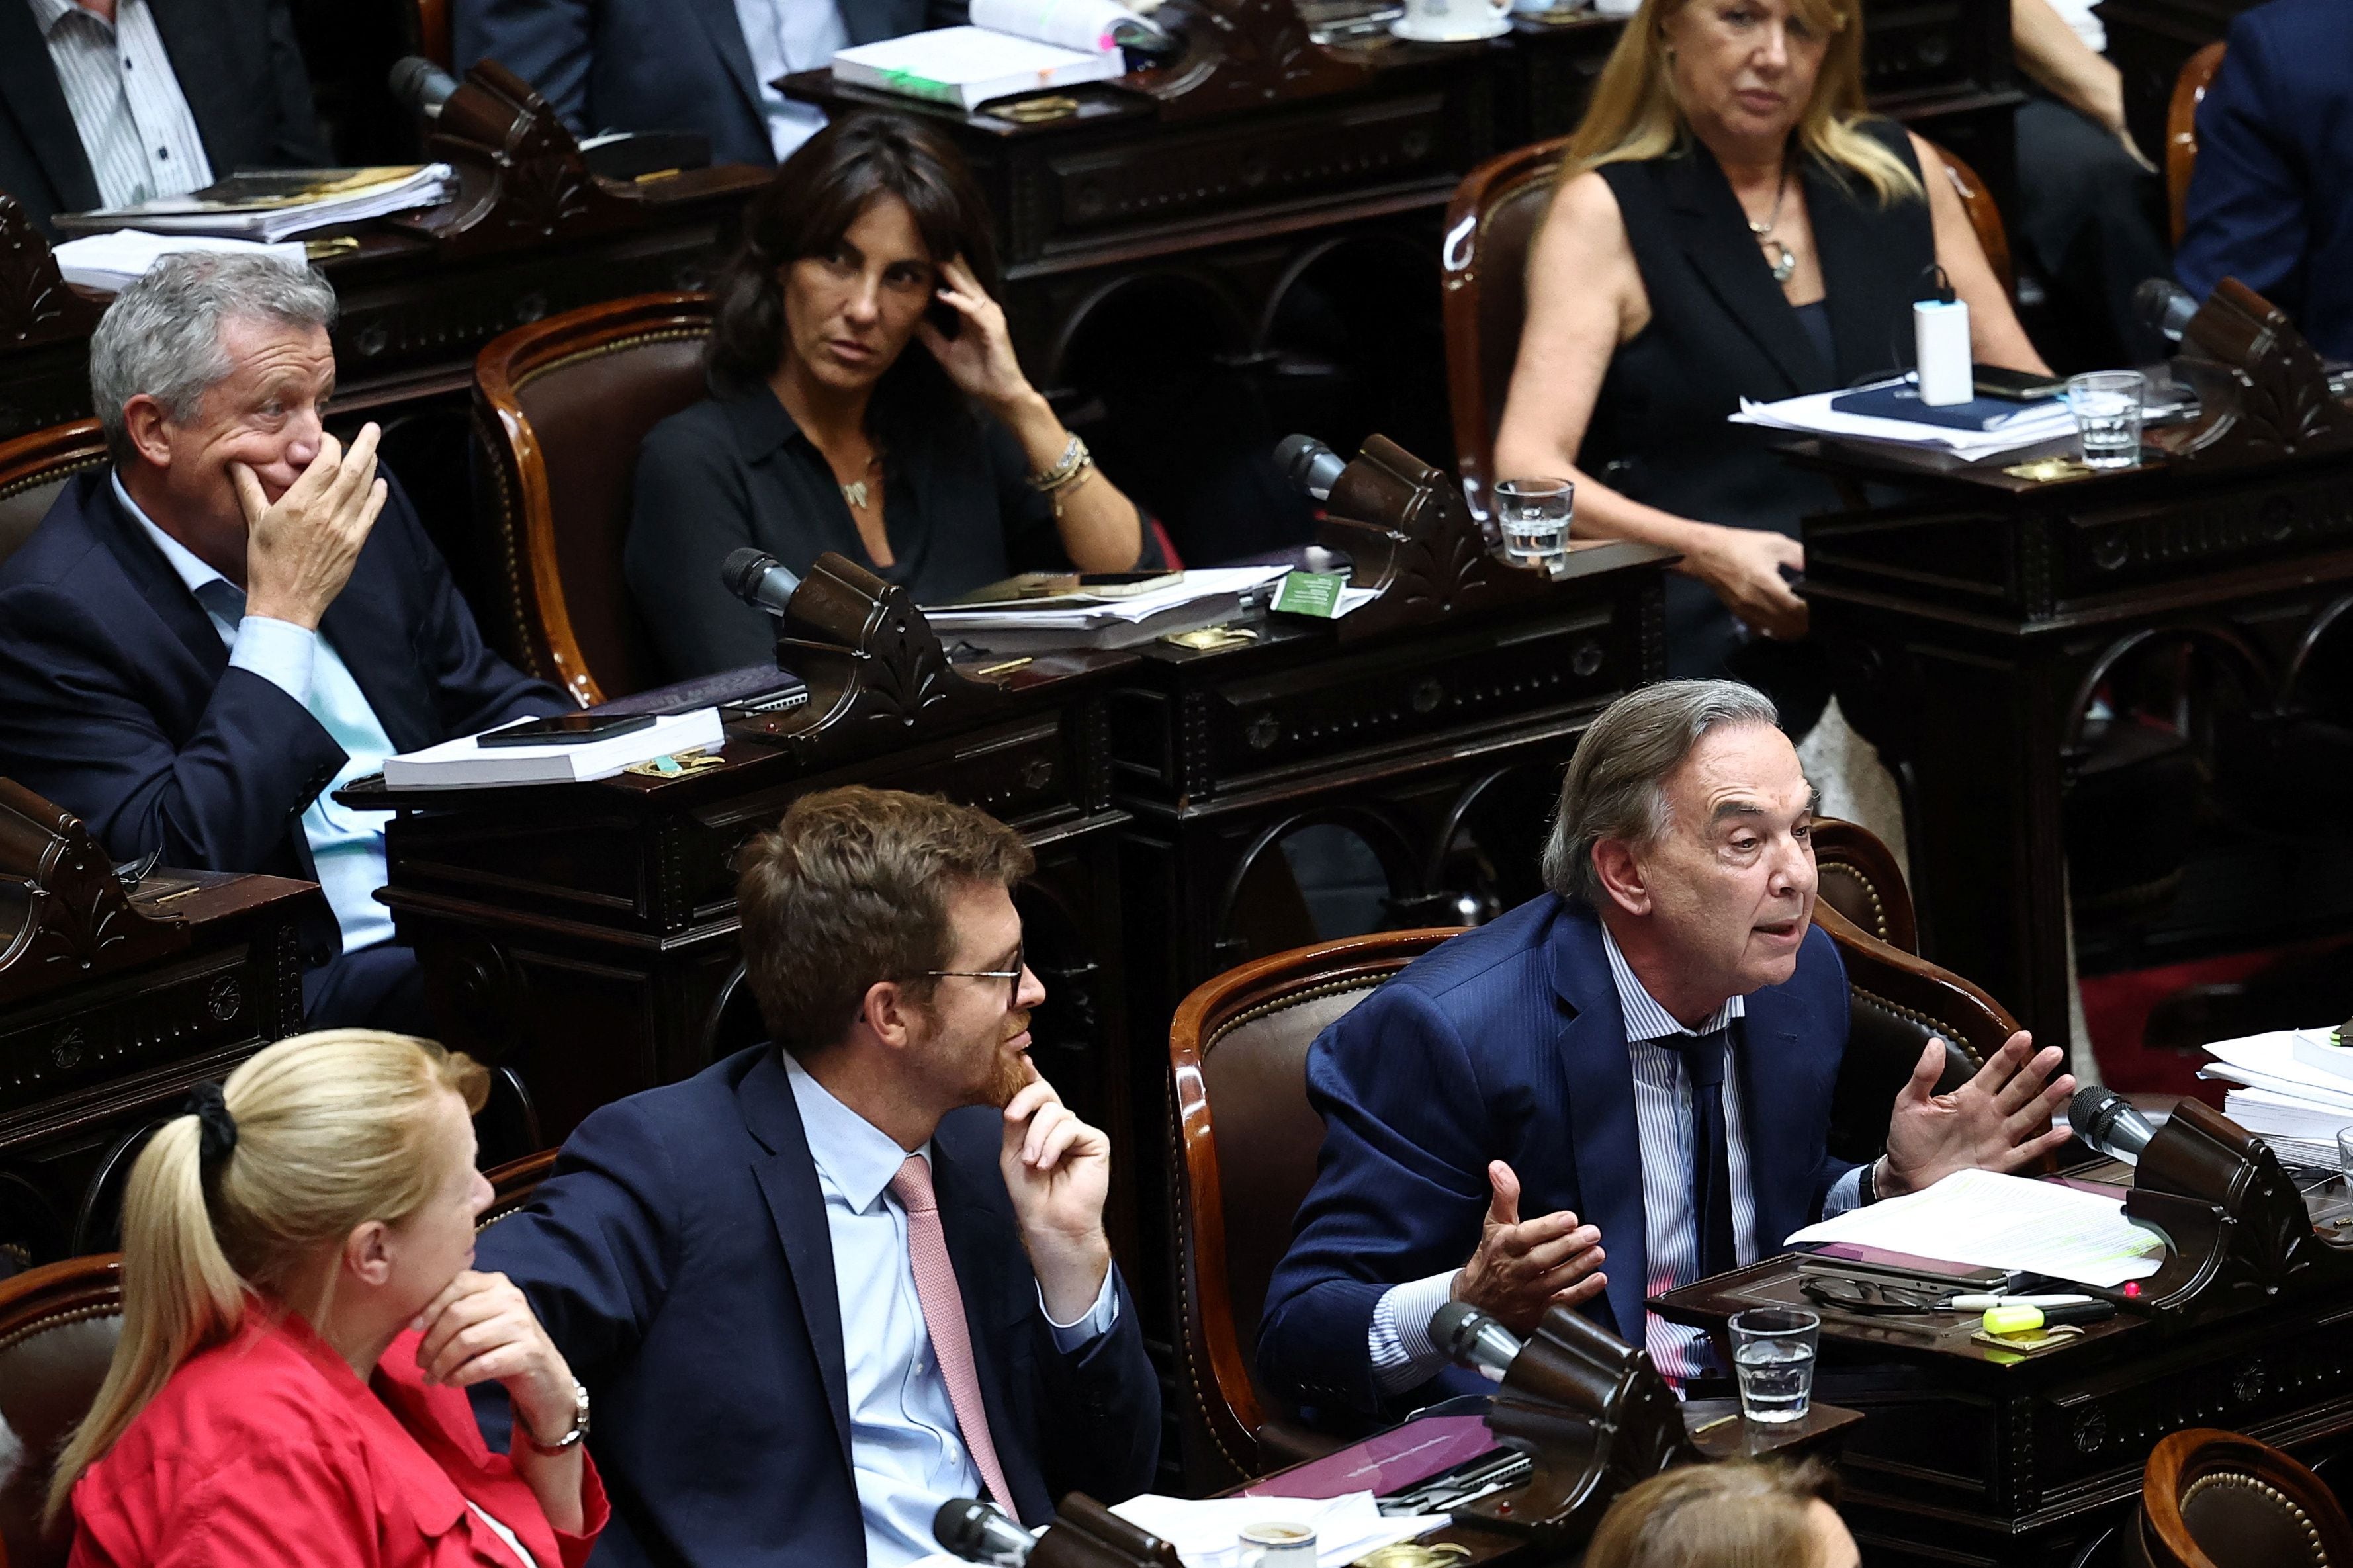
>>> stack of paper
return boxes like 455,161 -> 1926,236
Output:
382,709 -> 723,789
1730,380 -> 2078,461
923,566 -> 1290,650
832,0 -> 1137,110
2199,1028 -> 2353,1168
1785,1168 -> 2167,1288
50,231 -> 307,292
1110,1491 -> 1451,1568
56,165 -> 454,241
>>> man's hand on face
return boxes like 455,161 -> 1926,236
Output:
1450,1160 -> 1607,1338
232,421 -> 388,631
1880,1030 -> 2076,1198
1000,1069 -> 1114,1325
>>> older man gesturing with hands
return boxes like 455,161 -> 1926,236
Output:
1262,679 -> 2071,1407
0,253 -> 563,1034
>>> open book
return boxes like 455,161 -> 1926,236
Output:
830,0 -> 1145,110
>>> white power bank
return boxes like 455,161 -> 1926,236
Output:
1914,298 -> 1973,406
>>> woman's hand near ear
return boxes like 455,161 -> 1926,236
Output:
914,255 -> 1034,415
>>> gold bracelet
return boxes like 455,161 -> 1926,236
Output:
1047,456 -> 1097,520
1026,433 -> 1089,492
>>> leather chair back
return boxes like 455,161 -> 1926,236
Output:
474,294 -> 715,707
479,1149 -> 559,1231
2168,42 -> 2228,245
1168,822 -> 2018,1488
1812,815 -> 1918,952
2128,1428 -> 2353,1567
0,423 -> 109,573
1169,928 -> 1457,1490
0,1256 -> 123,1568
1443,138 -> 2014,514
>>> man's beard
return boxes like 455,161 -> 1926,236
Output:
982,1010 -> 1036,1108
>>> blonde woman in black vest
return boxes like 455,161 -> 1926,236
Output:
1493,0 -> 2051,738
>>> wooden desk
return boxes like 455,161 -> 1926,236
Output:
0,778 -> 326,1266
1793,437 -> 2353,1058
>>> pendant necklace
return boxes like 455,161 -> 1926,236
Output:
840,452 -> 880,513
1748,163 -> 1798,284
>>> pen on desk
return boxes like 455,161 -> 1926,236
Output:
1947,1293 -> 2096,1311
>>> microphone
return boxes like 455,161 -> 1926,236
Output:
2133,279 -> 2200,345
1429,1301 -> 1525,1383
2069,1086 -> 2160,1165
721,548 -> 803,617
933,1499 -> 1033,1565
388,55 -> 462,120
1274,434 -> 1347,503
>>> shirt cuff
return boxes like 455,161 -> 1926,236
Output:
1822,1162 -> 1867,1219
1040,1266 -> 1119,1352
1368,1270 -> 1459,1395
228,615 -> 318,707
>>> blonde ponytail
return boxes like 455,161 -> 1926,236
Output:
45,1030 -> 488,1522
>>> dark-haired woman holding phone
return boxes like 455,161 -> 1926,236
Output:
625,114 -> 1157,679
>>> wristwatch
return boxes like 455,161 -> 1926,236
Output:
522,1380 -> 591,1456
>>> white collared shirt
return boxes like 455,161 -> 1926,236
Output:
26,0 -> 213,210
727,0 -> 846,159
784,1056 -> 1117,1568
116,473 -> 397,953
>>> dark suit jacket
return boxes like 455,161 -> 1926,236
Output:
2176,0 -> 2353,361
0,0 -> 328,238
0,470 -> 560,963
470,1045 -> 1162,1568
454,0 -> 966,169
1258,895 -> 1853,1416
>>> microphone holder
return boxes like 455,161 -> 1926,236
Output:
1315,435 -> 1560,642
2119,1098 -> 2353,1320
2152,278 -> 2353,470
1028,1495 -> 1183,1568
1451,1305 -> 1699,1550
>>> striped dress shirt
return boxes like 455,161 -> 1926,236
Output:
26,0 -> 213,211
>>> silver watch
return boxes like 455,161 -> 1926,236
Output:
522,1380 -> 590,1456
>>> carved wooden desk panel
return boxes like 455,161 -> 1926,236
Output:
1795,439 -> 2353,1061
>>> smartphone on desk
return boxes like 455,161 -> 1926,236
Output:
478,712 -> 658,747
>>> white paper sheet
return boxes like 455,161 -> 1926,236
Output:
50,230 -> 307,292
1785,1168 -> 2166,1288
1729,385 -> 2076,458
1110,1491 -> 1450,1568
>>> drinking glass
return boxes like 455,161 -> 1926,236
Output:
2336,1127 -> 2353,1186
1730,1307 -> 1820,1425
1495,477 -> 1574,579
2064,370 -> 2149,470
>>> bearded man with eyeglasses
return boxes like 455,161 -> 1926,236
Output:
470,785 -> 1158,1568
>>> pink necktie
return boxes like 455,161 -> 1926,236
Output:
890,1153 -> 1016,1510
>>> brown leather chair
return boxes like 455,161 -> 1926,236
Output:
0,422 -> 107,572
2168,42 -> 2228,246
0,1255 -> 123,1568
1443,136 -> 2015,513
1167,834 -> 1998,1489
414,0 -> 453,68
1812,814 -> 1918,952
2127,1428 -> 2353,1567
473,293 -> 715,707
479,1148 -> 559,1230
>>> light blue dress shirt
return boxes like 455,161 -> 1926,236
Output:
1366,923 -> 1862,1389
116,474 -> 398,953
729,0 -> 846,160
784,1056 -> 1118,1568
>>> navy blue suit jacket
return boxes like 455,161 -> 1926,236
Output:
454,0 -> 965,168
2176,0 -> 2353,361
0,470 -> 560,962
1258,896 -> 1852,1416
470,1045 -> 1162,1568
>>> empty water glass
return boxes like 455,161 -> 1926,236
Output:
1730,1307 -> 1820,1425
1495,477 -> 1574,578
2064,370 -> 2148,470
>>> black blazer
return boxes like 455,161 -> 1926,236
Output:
455,0 -> 965,168
0,0 -> 328,238
470,1045 -> 1162,1567
0,470 -> 562,963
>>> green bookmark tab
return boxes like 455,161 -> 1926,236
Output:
1274,570 -> 1347,618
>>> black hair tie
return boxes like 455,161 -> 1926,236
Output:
185,1081 -> 237,1171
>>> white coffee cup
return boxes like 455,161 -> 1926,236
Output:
1399,0 -> 1512,38
1237,1521 -> 1318,1567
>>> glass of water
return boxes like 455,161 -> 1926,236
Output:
2064,370 -> 2149,470
1494,477 -> 1574,578
1730,1307 -> 1820,1425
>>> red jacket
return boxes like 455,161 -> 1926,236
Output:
70,1305 -> 608,1567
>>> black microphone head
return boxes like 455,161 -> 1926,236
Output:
1274,433 -> 1331,482
2133,277 -> 2199,341
934,1499 -> 997,1559
388,55 -> 459,112
2069,1084 -> 2119,1139
1429,1301 -> 1482,1360
721,546 -> 776,599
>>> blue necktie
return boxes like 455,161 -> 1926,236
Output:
1669,1025 -> 1739,1283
